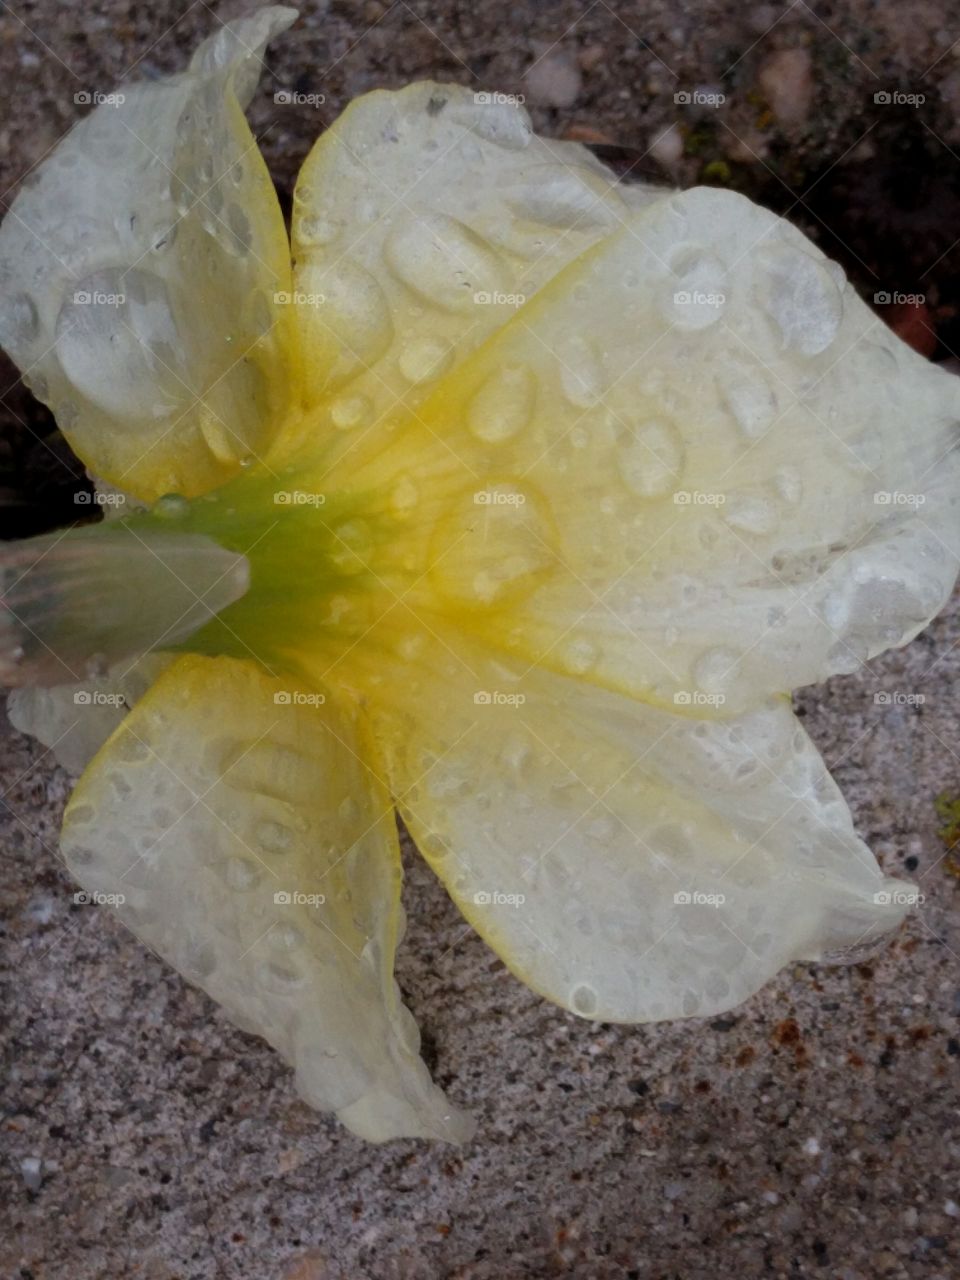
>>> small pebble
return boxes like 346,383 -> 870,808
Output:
524,49 -> 582,108
758,48 -> 813,127
649,122 -> 683,169
21,1156 -> 43,1191
802,1136 -> 821,1156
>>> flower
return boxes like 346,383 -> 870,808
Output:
1,7 -> 958,1143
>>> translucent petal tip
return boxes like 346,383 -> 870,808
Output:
0,526 -> 249,686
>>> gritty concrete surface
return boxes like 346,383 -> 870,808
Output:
2,2 -> 960,1278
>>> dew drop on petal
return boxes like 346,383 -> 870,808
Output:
757,244 -> 843,357
467,364 -> 537,444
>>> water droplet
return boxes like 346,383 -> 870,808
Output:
398,334 -> 453,385
223,204 -> 252,256
295,210 -> 340,246
662,245 -> 728,330
563,638 -> 599,675
329,393 -> 373,431
773,466 -> 802,505
384,212 -> 506,313
722,491 -> 778,536
557,335 -> 605,407
152,493 -> 190,520
330,520 -> 373,576
467,364 -> 536,444
719,368 -> 779,439
757,244 -> 843,357
256,820 -> 294,856
617,418 -> 685,498
390,475 -> 419,519
224,856 -> 260,891
570,983 -> 599,1017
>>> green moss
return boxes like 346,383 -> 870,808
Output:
934,791 -> 960,877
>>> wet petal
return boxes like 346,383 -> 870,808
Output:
60,654 -> 473,1142
339,186 -> 960,713
7,653 -> 170,775
361,631 -> 913,1022
0,7 -> 298,502
280,81 -> 633,461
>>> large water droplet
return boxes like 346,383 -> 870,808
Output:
384,212 -> 506,313
757,244 -> 843,357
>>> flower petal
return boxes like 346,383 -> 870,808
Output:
346,186 -> 960,713
0,7 -> 298,502
361,631 -> 913,1022
60,654 -> 473,1142
7,653 -> 170,775
280,82 -> 632,460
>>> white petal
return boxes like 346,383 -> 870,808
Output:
354,186 -> 960,713
0,7 -> 298,501
60,654 -> 473,1142
360,631 -> 913,1022
278,81 -> 633,460
7,654 -> 170,774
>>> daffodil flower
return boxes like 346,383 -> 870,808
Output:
1,7 -> 958,1143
